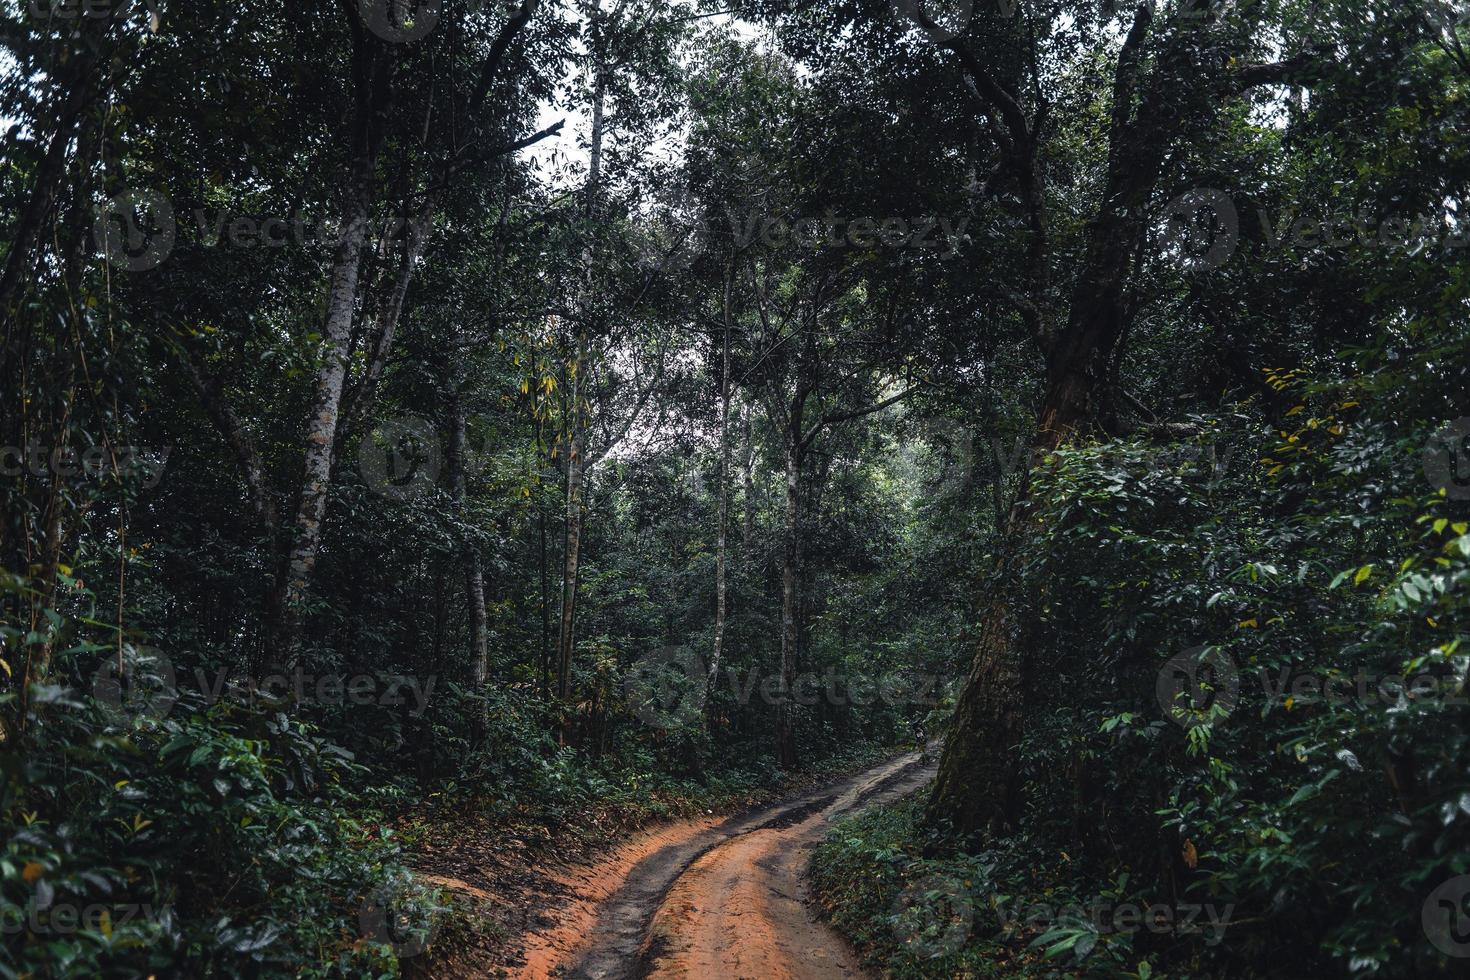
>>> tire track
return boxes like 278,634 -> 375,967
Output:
531,751 -> 934,980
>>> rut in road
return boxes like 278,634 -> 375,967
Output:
528,750 -> 935,980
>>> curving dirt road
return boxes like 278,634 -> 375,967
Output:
517,751 -> 935,980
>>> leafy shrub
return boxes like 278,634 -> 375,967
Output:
816,347 -> 1470,976
1,601 -> 439,978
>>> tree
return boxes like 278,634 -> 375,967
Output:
923,0 -> 1336,837
266,0 -> 553,661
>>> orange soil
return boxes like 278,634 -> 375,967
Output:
501,751 -> 932,980
514,814 -> 724,978
639,756 -> 931,979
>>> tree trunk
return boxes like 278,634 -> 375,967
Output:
338,195 -> 436,447
776,436 -> 801,768
448,385 -> 489,736
179,346 -> 277,532
0,17 -> 112,335
709,275 -> 733,693
466,528 -> 490,719
925,6 -> 1241,838
741,405 -> 756,550
555,28 -> 606,708
555,406 -> 586,702
538,482 -> 552,699
927,345 -> 1099,832
270,179 -> 373,662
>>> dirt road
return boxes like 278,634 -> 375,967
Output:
517,751 -> 935,980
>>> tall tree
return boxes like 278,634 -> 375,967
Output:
268,1 -> 550,660
917,2 -> 1336,835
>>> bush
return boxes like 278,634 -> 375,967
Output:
1,607 -> 438,978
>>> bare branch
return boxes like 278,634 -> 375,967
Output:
1232,44 -> 1336,90
800,385 -> 922,449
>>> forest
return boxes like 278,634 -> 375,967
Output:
2,0 -> 1469,976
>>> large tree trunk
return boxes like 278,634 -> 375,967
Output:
924,205 -> 1152,835
926,347 -> 1095,835
926,7 -> 1244,838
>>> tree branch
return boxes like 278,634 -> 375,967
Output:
438,119 -> 565,190
469,0 -> 538,116
1231,44 -> 1336,91
1109,4 -> 1154,140
943,39 -> 1031,144
800,385 -> 921,449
